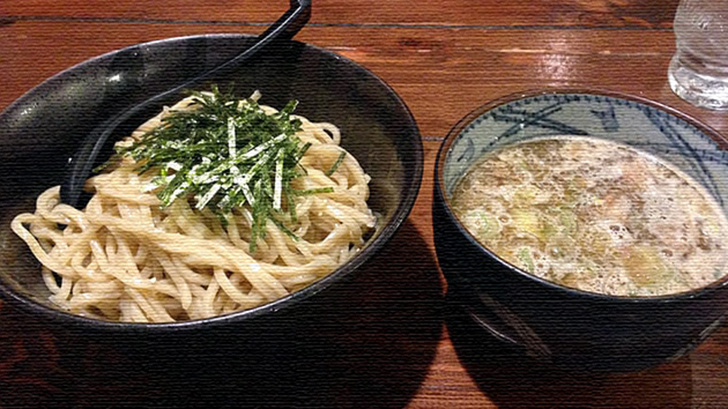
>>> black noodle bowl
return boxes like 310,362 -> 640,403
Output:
0,34 -> 423,330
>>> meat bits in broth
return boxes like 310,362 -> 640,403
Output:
451,136 -> 728,297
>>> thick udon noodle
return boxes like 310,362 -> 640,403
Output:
11,94 -> 376,322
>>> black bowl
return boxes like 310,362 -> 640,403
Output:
0,35 -> 423,329
433,90 -> 728,372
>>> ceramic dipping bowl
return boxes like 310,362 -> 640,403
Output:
434,90 -> 728,372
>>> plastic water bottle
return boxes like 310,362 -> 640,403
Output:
668,0 -> 728,110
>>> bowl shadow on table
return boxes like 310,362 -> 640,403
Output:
445,293 -> 695,409
2,221 -> 444,409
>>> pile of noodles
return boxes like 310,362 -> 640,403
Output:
11,93 -> 376,323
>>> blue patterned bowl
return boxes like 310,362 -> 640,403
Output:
433,90 -> 728,372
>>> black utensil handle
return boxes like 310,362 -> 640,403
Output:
61,0 -> 312,208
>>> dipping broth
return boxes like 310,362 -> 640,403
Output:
451,136 -> 728,297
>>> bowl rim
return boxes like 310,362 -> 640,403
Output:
435,87 -> 728,303
0,33 -> 424,331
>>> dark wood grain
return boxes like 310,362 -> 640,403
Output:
4,21 -> 728,138
2,0 -> 728,408
1,0 -> 680,28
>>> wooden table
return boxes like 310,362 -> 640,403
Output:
3,1 -> 728,407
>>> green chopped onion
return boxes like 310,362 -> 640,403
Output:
107,85 -> 325,252
270,217 -> 298,241
293,187 -> 335,196
517,247 -> 535,272
325,151 -> 347,176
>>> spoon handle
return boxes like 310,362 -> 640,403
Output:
60,0 -> 312,208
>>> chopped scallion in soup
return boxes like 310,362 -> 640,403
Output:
451,136 -> 728,297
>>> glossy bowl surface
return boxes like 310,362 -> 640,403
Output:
434,89 -> 728,372
0,34 -> 423,330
